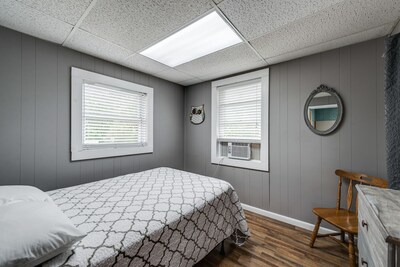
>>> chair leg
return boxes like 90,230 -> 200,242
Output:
341,231 -> 345,243
348,234 -> 356,267
309,217 -> 322,248
220,240 -> 225,256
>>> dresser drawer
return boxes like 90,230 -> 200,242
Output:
358,195 -> 388,267
358,232 -> 375,267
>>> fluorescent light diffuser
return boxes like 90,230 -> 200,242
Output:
140,11 -> 243,67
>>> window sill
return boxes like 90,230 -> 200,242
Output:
71,146 -> 153,161
211,156 -> 268,172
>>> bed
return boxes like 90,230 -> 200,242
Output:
43,167 -> 250,266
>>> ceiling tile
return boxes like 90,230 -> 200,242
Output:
123,54 -> 172,75
218,0 -> 345,40
250,0 -> 400,59
0,0 -> 73,44
175,43 -> 263,78
80,0 -> 213,52
15,0 -> 92,25
196,60 -> 267,82
64,29 -> 132,63
265,24 -> 392,65
153,69 -> 197,84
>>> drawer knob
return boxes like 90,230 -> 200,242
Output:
362,220 -> 368,231
361,258 -> 368,266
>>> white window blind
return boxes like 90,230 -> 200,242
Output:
217,78 -> 261,141
82,83 -> 148,148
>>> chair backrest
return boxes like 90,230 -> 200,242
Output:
334,169 -> 388,212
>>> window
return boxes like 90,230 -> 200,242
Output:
211,69 -> 269,171
71,67 -> 153,161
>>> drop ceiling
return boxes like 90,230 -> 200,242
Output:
1,0 -> 399,86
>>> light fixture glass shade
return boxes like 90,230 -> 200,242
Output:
140,11 -> 242,67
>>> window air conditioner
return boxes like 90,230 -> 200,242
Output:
227,142 -> 251,160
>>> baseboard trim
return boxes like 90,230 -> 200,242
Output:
241,203 -> 335,235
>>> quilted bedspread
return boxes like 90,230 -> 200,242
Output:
44,167 -> 250,267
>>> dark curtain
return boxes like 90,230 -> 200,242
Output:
384,32 -> 400,190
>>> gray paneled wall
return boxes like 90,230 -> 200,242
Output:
0,26 -> 184,191
184,38 -> 387,224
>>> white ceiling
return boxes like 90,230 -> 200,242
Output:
1,0 -> 399,86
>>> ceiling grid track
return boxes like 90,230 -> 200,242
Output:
210,0 -> 269,65
62,0 -> 98,46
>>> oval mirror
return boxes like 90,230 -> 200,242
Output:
304,84 -> 343,135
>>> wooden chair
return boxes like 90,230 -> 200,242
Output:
309,169 -> 388,267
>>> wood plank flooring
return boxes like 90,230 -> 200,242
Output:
196,211 -> 349,267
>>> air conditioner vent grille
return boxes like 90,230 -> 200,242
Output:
228,142 -> 251,160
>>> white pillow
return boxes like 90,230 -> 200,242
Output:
0,201 -> 86,267
0,185 -> 53,206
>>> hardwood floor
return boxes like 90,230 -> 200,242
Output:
196,211 -> 350,267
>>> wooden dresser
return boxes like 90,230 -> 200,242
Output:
357,185 -> 400,267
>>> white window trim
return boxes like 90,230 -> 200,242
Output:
71,67 -> 154,161
211,69 -> 269,171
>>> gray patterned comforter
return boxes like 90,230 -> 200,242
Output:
44,167 -> 250,267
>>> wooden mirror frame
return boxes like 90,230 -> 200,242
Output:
303,84 -> 344,136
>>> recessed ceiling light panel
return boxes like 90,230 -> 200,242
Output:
140,11 -> 243,67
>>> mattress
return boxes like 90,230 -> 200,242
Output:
44,167 -> 250,266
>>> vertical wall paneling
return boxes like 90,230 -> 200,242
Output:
339,47 -> 352,172
320,50 -> 341,208
35,39 -> 58,191
234,167 -> 250,205
20,35 -> 36,186
319,51 -> 341,228
0,27 -> 21,185
269,65 -> 281,213
287,59 -> 302,219
279,63 -> 289,216
218,166 -> 232,186
300,54 -> 322,223
184,83 -> 206,174
261,172 -> 270,210
338,46 -> 353,209
249,171 -> 263,208
204,81 -> 216,178
184,38 -> 387,225
56,46 -> 81,188
157,79 -> 185,169
350,41 -> 378,175
0,26 -> 184,190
